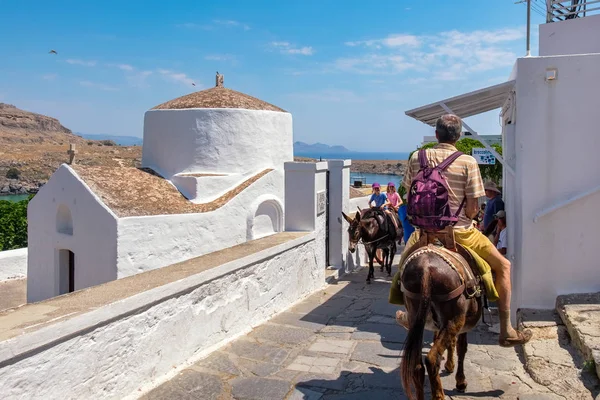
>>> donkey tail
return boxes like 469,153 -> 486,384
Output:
400,264 -> 431,400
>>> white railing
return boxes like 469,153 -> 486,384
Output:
546,0 -> 600,22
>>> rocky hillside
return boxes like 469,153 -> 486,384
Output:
0,103 -> 88,145
0,104 -> 141,195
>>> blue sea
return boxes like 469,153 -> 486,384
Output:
295,151 -> 411,161
294,150 -> 408,186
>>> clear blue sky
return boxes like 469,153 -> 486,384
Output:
0,0 -> 546,151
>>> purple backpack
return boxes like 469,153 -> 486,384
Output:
406,149 -> 466,231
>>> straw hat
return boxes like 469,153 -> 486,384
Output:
484,181 -> 501,193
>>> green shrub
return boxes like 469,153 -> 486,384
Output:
409,138 -> 503,184
0,195 -> 32,250
6,168 -> 20,179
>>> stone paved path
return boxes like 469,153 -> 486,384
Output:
140,268 -> 588,400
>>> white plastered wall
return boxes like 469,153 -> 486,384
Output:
539,14 -> 600,56
116,170 -> 284,277
141,108 -> 293,178
0,234 -> 324,400
27,165 -> 118,303
513,54 -> 600,309
327,160 -> 351,271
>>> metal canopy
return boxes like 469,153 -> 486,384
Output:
405,80 -> 515,126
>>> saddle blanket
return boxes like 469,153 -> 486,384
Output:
389,230 -> 499,305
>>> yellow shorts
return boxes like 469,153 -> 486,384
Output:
398,227 -> 496,267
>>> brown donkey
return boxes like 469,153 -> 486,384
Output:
400,246 -> 482,400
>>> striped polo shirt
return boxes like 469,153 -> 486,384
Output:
402,143 -> 486,229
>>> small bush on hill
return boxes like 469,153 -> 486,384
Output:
100,140 -> 117,146
6,168 -> 20,179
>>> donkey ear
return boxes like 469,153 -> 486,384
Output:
355,211 -> 361,221
341,212 -> 353,224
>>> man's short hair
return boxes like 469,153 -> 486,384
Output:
436,114 -> 462,143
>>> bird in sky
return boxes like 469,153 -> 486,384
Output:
49,49 -> 57,54
192,82 -> 196,86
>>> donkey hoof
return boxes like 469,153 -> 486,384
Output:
444,363 -> 454,373
456,381 -> 467,393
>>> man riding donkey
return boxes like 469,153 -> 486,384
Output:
390,114 -> 532,348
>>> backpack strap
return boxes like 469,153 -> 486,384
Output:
417,149 -> 429,170
437,151 -> 464,171
454,196 -> 467,218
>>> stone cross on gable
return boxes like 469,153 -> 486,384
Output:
67,143 -> 76,165
215,72 -> 224,88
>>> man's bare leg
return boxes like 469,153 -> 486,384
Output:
481,245 -> 532,346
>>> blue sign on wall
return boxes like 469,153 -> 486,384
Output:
471,148 -> 496,165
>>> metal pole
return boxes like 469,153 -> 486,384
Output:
526,0 -> 531,56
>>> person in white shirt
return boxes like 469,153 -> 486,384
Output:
494,210 -> 507,256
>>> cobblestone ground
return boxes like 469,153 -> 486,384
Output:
141,268 -> 572,400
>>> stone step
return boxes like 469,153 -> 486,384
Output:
518,308 -> 600,399
556,292 -> 600,382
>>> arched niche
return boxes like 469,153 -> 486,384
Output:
249,198 -> 283,240
56,204 -> 73,235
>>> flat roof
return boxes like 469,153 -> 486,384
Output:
405,80 -> 515,126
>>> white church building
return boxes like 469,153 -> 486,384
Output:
27,75 -> 293,303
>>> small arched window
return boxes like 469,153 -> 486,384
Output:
56,204 -> 73,235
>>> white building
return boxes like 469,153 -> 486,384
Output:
405,7 -> 600,311
27,76 -> 293,303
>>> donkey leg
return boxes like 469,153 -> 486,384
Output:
444,336 -> 457,373
367,252 -> 374,283
425,328 -> 450,400
387,243 -> 395,276
412,359 -> 426,400
455,332 -> 468,392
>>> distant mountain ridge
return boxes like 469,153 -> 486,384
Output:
294,141 -> 349,154
0,103 -> 87,145
77,133 -> 143,146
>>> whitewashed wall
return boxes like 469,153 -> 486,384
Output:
327,160 -> 351,271
142,109 -> 293,178
512,54 -> 600,309
284,161 -> 328,275
27,165 -> 118,303
539,14 -> 600,56
0,248 -> 27,281
0,233 -> 323,400
116,170 -> 284,278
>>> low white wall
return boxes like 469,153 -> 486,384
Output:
0,248 -> 27,281
116,170 -> 284,278
142,108 -> 293,178
0,233 -> 323,400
